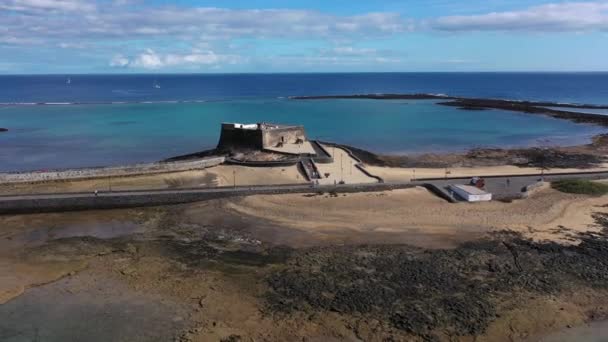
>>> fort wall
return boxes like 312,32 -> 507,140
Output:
217,123 -> 264,150
217,123 -> 307,150
262,126 -> 306,148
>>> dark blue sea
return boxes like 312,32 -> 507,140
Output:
1,73 -> 607,172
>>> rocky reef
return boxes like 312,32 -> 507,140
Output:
265,219 -> 608,340
294,93 -> 608,127
0,128 -> 7,132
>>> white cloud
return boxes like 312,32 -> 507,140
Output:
433,2 -> 608,32
0,36 -> 40,45
0,6 -> 411,44
0,0 -> 95,12
130,49 -> 164,69
58,42 -> 87,49
109,54 -> 129,67
111,49 -> 244,69
327,46 -> 378,56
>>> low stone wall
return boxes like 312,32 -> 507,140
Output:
0,157 -> 225,184
318,141 -> 384,183
224,158 -> 299,167
310,141 -> 334,164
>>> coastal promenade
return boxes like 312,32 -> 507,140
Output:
0,182 -> 415,214
2,170 -> 608,214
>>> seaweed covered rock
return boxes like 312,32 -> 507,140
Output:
265,222 -> 608,339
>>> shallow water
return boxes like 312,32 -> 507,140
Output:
0,273 -> 188,342
1,99 -> 604,172
0,211 -> 148,253
537,321 -> 608,342
12,220 -> 144,246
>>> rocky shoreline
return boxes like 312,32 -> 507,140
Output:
165,134 -> 608,171
293,94 -> 608,127
266,228 -> 608,339
328,134 -> 608,169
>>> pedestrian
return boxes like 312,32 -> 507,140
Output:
506,178 -> 511,187
94,190 -> 98,197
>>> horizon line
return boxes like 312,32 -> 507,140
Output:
2,71 -> 608,76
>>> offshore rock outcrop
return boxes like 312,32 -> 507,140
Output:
0,128 -> 7,132
293,93 -> 608,127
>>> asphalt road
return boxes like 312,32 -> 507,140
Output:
2,170 -> 608,213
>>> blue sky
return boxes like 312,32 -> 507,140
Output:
1,0 -> 607,73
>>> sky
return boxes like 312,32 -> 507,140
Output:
0,0 -> 607,73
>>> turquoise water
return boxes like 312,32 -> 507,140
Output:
0,99 -> 604,172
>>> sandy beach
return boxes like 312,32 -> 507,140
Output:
227,185 -> 608,246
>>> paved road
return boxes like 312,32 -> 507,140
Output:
0,182 -> 414,214
0,182 -> 402,201
415,171 -> 608,201
2,170 -> 608,213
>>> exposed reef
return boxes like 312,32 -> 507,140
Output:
291,93 -> 452,100
439,98 -> 608,127
0,128 -> 7,132
293,94 -> 608,127
265,226 -> 608,339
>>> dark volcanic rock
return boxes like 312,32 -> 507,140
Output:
512,148 -> 605,169
294,93 -> 608,127
265,220 -> 608,339
0,128 -> 7,132
291,93 -> 453,100
438,98 -> 608,127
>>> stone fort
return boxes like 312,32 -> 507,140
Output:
217,122 -> 307,151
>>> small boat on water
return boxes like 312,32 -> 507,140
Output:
153,80 -> 161,89
66,77 -> 71,85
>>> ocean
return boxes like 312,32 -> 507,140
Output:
0,73 -> 607,172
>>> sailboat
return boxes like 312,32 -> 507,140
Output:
66,77 -> 72,85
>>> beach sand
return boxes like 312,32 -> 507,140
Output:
226,185 -> 608,246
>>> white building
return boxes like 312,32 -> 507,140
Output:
449,184 -> 492,202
